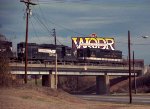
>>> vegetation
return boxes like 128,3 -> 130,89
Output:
0,86 -> 150,109
58,76 -> 95,93
0,53 -> 12,87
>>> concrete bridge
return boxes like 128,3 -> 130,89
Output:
9,62 -> 144,94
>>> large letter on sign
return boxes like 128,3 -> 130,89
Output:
105,38 -> 115,50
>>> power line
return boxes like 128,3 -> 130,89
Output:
33,1 -> 150,47
116,41 -> 150,45
132,43 -> 150,45
32,0 -> 93,46
31,17 -> 54,44
30,18 -> 41,42
34,1 -> 64,45
33,2 -> 61,44
33,14 -> 63,45
36,0 -> 94,5
33,15 -> 52,34
31,16 -> 50,36
34,1 -> 88,37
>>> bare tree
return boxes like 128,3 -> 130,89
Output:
0,53 -> 12,87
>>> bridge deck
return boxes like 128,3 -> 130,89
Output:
9,62 -> 143,76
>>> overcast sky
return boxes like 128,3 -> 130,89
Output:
0,0 -> 150,64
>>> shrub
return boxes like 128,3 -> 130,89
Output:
0,53 -> 12,87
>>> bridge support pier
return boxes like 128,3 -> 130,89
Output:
42,74 -> 55,88
96,75 -> 110,95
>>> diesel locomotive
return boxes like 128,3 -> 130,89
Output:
17,42 -> 77,63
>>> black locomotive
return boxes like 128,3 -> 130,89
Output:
77,48 -> 122,63
17,42 -> 76,63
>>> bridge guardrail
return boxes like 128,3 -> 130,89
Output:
9,62 -> 143,70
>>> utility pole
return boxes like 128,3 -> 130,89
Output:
133,51 -> 136,94
128,30 -> 132,104
53,28 -> 57,47
20,0 -> 36,84
52,28 -> 58,89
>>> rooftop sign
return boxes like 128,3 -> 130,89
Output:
72,33 -> 115,50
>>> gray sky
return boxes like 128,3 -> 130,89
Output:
0,0 -> 150,64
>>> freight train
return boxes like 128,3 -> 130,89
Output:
17,42 -> 123,64
0,35 -> 144,67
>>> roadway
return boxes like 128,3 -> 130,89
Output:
76,94 -> 150,104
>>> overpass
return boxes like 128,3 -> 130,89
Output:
9,62 -> 144,94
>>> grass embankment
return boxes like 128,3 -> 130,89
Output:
0,86 -> 149,109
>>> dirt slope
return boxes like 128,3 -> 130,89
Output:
0,86 -> 86,109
